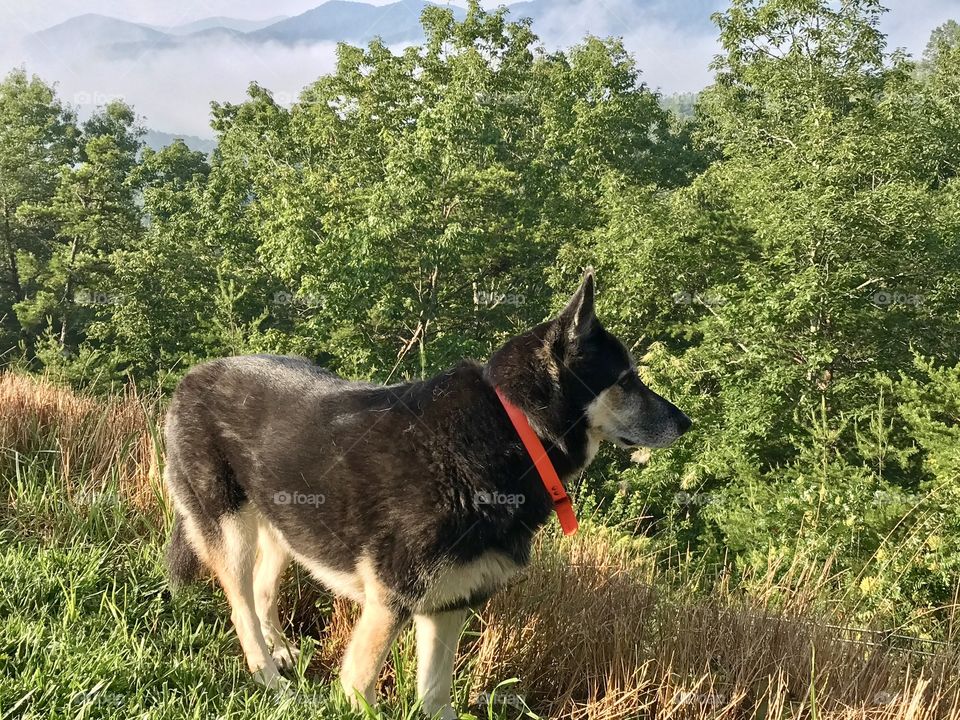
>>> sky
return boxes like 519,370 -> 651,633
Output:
0,0 -> 957,138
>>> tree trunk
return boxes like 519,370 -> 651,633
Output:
59,236 -> 79,348
2,201 -> 22,303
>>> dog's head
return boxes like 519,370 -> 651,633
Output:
489,269 -> 691,457
553,269 -> 691,450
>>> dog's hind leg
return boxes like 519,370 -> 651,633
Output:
340,574 -> 408,709
253,521 -> 297,669
208,506 -> 284,689
164,406 -> 283,689
414,609 -> 466,720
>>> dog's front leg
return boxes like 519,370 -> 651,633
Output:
340,599 -> 407,709
414,609 -> 467,719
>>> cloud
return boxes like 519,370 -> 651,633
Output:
0,0 -> 468,37
1,0 -> 956,137
5,38 -> 355,137
624,29 -> 719,93
528,0 -> 722,93
882,0 -> 957,59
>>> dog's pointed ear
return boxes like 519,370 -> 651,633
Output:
558,267 -> 597,342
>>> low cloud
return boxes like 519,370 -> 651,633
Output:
0,0 -> 953,138
525,0 -> 722,93
2,17 -> 714,138
4,38 -> 357,137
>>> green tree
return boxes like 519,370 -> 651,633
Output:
922,19 -> 960,66
560,0 -> 960,621
0,69 -> 77,359
16,101 -> 144,373
103,140 -> 213,379
202,1 -> 696,380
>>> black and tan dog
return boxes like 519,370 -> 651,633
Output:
163,270 -> 691,718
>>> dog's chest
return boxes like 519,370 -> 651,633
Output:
417,551 -> 521,612
289,549 -> 367,603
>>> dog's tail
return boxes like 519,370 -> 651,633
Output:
165,512 -> 202,591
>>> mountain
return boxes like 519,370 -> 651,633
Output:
27,13 -> 166,55
251,0 -> 465,45
159,16 -> 287,35
28,1 -> 468,61
18,0 -> 724,140
101,27 -> 250,60
27,1 -> 721,63
143,130 -> 217,155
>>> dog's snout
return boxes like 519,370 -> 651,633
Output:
675,411 -> 692,434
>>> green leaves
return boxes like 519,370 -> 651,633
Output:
562,0 -> 960,623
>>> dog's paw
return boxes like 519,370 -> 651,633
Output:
422,702 -> 458,719
272,643 -> 301,670
252,668 -> 292,694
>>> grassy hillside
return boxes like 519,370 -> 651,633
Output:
1,370 -> 959,720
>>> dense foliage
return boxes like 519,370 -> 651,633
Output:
0,0 -> 957,629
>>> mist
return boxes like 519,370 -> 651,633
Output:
0,0 -> 956,139
1,38 -> 350,137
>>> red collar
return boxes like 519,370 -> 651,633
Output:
494,387 -> 579,536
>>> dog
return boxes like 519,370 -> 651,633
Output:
163,269 -> 691,718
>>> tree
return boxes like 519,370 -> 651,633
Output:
559,0 -> 960,620
103,140 -> 213,379
204,1 -> 695,380
922,19 -> 960,67
0,69 -> 77,359
16,101 -> 144,372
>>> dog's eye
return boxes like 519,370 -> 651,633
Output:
618,373 -> 635,388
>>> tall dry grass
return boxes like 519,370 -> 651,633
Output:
474,533 -> 960,719
2,370 -> 959,720
0,371 -> 162,512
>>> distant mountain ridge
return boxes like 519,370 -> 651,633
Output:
28,2 -> 467,60
251,0 -> 464,45
143,130 -> 217,155
27,13 -> 167,53
27,0 -> 719,61
155,16 -> 288,35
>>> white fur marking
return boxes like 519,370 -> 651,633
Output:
415,610 -> 465,720
418,551 -> 519,611
278,542 -> 366,603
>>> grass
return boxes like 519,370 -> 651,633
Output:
2,371 -> 960,719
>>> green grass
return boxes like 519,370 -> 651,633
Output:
0,472 -> 523,720
4,372 -> 960,720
